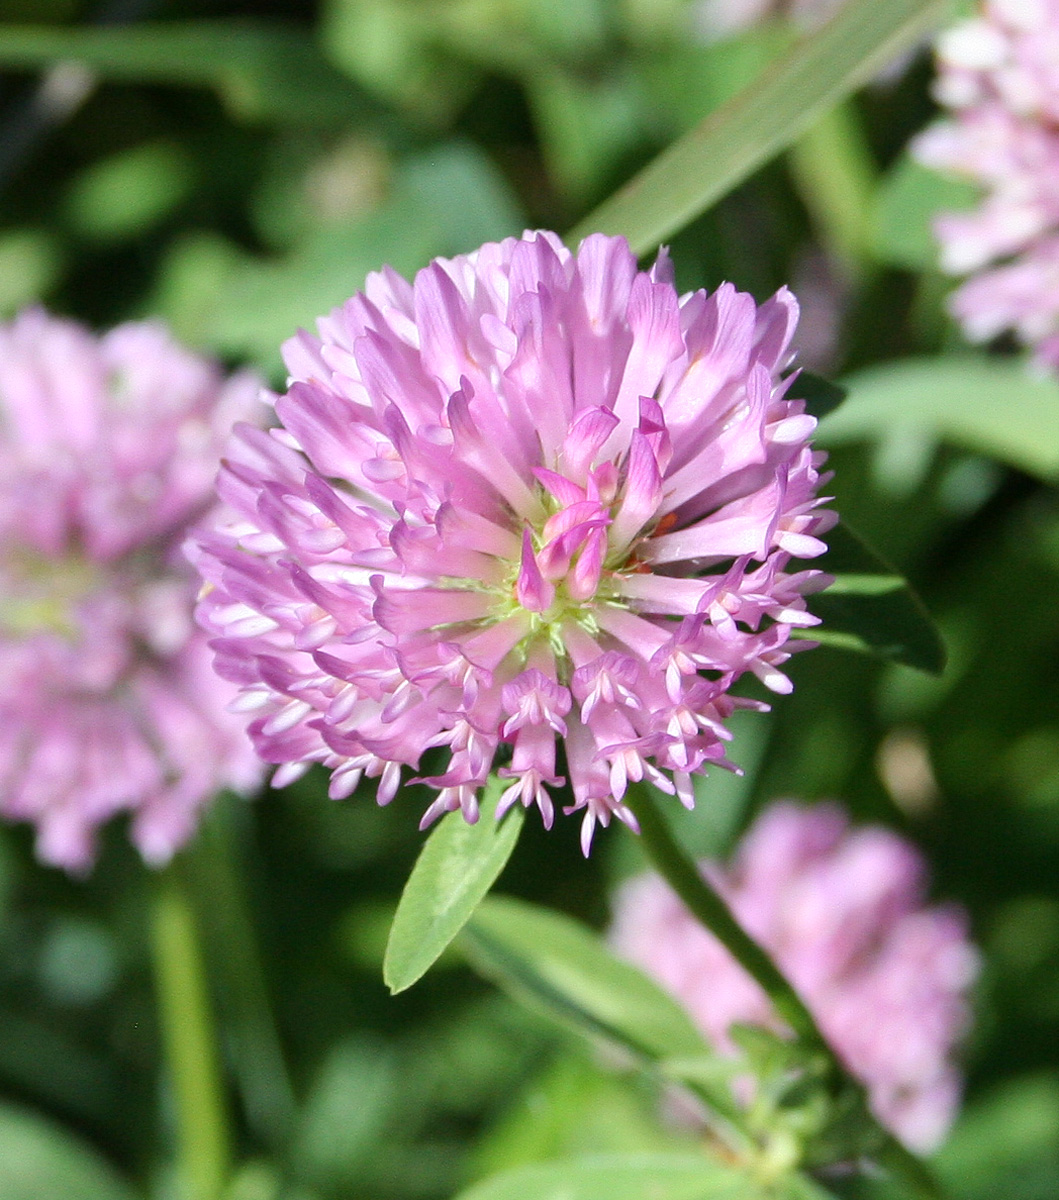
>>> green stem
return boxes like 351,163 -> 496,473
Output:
625,783 -> 825,1049
787,100 -> 878,280
151,864 -> 231,1200
624,783 -> 945,1200
191,798 -> 296,1150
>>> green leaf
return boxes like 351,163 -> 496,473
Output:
641,25 -> 791,133
0,1102 -> 140,1200
383,779 -> 524,994
934,1074 -> 1059,1200
292,1036 -> 395,1188
453,1153 -> 761,1200
570,0 -> 949,253
822,356 -> 1059,484
474,1053 -> 701,1180
806,522 -> 946,675
0,21 -> 365,124
0,229 -> 61,316
871,152 -> 979,270
322,0 -> 475,119
64,141 -> 193,242
156,142 -> 523,372
462,895 -> 709,1064
525,64 -> 644,204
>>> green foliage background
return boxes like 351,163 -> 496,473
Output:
0,1 -> 1057,1198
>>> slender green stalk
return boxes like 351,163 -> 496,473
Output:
569,0 -> 948,255
624,783 -> 945,1200
625,784 -> 825,1049
191,799 -> 296,1149
787,101 -> 878,280
151,864 -> 231,1200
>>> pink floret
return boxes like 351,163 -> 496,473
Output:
0,309 -> 265,872
191,232 -> 833,850
610,801 -> 979,1153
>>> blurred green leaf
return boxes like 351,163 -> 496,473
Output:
251,134 -> 390,251
571,0 -> 948,254
871,152 -> 979,270
0,1102 -> 139,1200
150,231 -> 245,351
473,1053 -> 698,1180
163,142 -> 522,372
0,21 -> 365,124
293,1037 -> 395,1188
641,26 -> 789,132
462,895 -> 709,1064
934,1074 -> 1059,1200
525,64 -> 644,204
0,1010 -> 119,1126
322,0 -> 476,118
64,141 -> 193,242
822,356 -> 1059,484
806,522 -> 946,675
384,779 -> 524,994
0,229 -> 61,315
454,1154 -> 805,1200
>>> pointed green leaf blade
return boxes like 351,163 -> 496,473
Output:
462,895 -> 709,1064
822,356 -> 1059,484
806,522 -> 946,675
453,1154 -> 763,1200
570,0 -> 949,254
871,152 -> 979,270
383,779 -> 523,994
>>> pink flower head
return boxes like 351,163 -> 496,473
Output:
912,0 -> 1059,368
695,0 -> 844,42
610,801 -> 979,1152
0,309 -> 265,872
191,232 -> 833,852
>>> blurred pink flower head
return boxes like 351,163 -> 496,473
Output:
694,0 -> 845,42
611,801 -> 979,1152
913,0 -> 1059,368
190,232 -> 833,852
0,310 -> 265,872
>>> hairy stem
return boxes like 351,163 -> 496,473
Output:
624,782 -> 945,1200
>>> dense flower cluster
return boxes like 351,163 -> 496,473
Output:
913,0 -> 1059,368
610,801 -> 979,1152
191,232 -> 832,851
0,310 -> 264,871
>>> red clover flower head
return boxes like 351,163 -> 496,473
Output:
191,232 -> 833,851
913,0 -> 1059,368
0,310 -> 265,872
611,801 -> 979,1153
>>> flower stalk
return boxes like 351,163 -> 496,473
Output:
623,782 -> 946,1200
150,862 -> 231,1200
191,799 -> 295,1151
